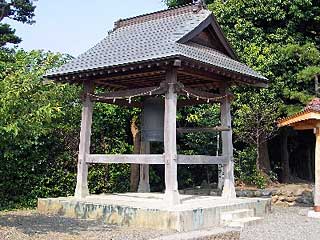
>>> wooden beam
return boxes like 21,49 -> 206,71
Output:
164,68 -> 180,205
177,99 -> 215,107
75,81 -> 94,198
294,125 -> 316,130
177,155 -> 228,165
91,86 -> 165,100
177,126 -> 230,134
178,68 -> 225,82
220,86 -> 236,198
86,154 -> 164,164
86,154 -> 228,165
94,70 -> 165,82
94,98 -> 142,108
179,86 -> 225,100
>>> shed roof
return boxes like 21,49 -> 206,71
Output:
278,98 -> 320,130
44,3 -> 267,86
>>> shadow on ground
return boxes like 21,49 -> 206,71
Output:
0,210 -> 114,236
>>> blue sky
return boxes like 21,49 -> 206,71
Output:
4,0 -> 166,56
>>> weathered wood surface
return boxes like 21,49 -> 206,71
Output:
177,99 -> 213,107
94,98 -> 142,108
220,86 -> 236,199
75,81 -> 94,198
177,126 -> 230,134
179,86 -> 225,100
86,154 -> 164,164
177,155 -> 227,165
86,154 -> 227,165
91,86 -> 165,100
164,68 -> 180,205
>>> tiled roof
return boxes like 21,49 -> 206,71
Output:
305,98 -> 320,112
45,4 -> 267,82
278,98 -> 320,127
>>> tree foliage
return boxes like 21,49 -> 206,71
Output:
0,50 -> 134,209
164,0 -> 320,181
0,0 -> 36,47
1,0 -> 320,209
163,0 -> 214,8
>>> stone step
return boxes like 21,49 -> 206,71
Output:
227,216 -> 262,229
220,209 -> 255,224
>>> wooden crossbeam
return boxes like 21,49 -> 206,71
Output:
177,126 -> 230,134
177,99 -> 216,107
86,154 -> 227,165
94,98 -> 142,108
179,87 -> 224,100
91,86 -> 166,100
177,155 -> 228,164
86,154 -> 164,164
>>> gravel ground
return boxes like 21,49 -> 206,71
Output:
0,210 -> 172,240
241,206 -> 320,240
0,207 -> 319,240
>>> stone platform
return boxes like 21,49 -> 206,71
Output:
38,193 -> 271,232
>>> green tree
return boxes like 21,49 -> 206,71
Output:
163,0 -> 214,8
164,0 -> 320,183
0,50 -> 134,209
0,0 -> 36,47
233,89 -> 282,174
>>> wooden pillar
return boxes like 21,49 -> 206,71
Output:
164,68 -> 180,205
138,141 -> 150,192
75,81 -> 94,198
220,87 -> 236,198
217,133 -> 224,190
314,127 -> 320,212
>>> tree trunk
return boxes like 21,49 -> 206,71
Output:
280,128 -> 290,183
259,140 -> 271,173
256,132 -> 260,172
130,117 -> 140,192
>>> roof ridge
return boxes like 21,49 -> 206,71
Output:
114,3 -> 205,29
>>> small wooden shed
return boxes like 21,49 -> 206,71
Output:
44,3 -> 267,205
278,98 -> 320,213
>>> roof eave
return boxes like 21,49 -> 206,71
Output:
278,110 -> 320,127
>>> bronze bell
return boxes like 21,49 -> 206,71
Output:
141,97 -> 164,142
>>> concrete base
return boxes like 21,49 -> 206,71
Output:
308,210 -> 320,218
38,193 -> 271,232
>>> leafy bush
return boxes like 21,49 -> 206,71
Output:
0,50 -> 133,210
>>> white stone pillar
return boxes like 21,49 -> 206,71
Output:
164,68 -> 180,205
75,81 -> 94,198
220,87 -> 236,199
138,141 -> 151,193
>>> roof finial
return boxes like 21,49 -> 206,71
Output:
192,0 -> 206,12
